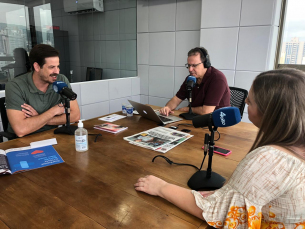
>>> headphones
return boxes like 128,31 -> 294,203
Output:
198,47 -> 211,68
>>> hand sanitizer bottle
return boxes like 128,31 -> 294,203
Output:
75,120 -> 88,152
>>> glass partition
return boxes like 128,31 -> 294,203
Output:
0,0 -> 137,90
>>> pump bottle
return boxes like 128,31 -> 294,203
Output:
75,120 -> 88,152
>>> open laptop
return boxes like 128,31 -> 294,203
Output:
128,100 -> 183,125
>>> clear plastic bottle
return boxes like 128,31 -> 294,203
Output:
75,120 -> 88,152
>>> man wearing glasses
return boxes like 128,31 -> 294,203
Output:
160,47 -> 230,116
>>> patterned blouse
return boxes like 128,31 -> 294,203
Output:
192,146 -> 305,228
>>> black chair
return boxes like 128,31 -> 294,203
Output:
0,97 -> 16,142
229,87 -> 248,119
86,67 -> 103,81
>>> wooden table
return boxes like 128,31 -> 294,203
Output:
0,110 -> 258,229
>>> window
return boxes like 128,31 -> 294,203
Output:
276,0 -> 305,70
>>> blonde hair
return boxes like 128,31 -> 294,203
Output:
250,68 -> 305,158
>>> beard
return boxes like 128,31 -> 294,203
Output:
40,72 -> 58,84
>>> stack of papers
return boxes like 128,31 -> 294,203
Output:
98,114 -> 126,122
124,127 -> 193,153
94,123 -> 128,134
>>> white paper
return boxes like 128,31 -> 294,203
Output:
98,114 -> 126,122
30,138 -> 57,148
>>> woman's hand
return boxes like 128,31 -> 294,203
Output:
134,175 -> 168,197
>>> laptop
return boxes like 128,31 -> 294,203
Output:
128,100 -> 183,125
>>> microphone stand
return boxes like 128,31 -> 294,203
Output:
179,90 -> 198,120
187,120 -> 226,190
54,97 -> 78,135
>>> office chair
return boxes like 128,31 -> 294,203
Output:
0,97 -> 17,142
229,87 -> 248,119
86,67 -> 103,81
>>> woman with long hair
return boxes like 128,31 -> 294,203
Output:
134,68 -> 305,227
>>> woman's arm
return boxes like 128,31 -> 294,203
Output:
134,175 -> 204,220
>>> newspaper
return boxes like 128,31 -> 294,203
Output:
124,127 -> 193,153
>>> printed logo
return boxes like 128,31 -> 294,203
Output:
31,150 -> 44,154
220,112 -> 226,125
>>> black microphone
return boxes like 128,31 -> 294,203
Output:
186,75 -> 196,91
179,76 -> 197,120
52,81 -> 77,100
192,107 -> 241,128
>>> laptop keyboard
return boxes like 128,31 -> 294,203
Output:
158,115 -> 172,122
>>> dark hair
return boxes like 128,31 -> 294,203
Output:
250,68 -> 305,158
29,44 -> 59,70
188,47 -> 208,63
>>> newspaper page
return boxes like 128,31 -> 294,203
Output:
0,150 -> 11,175
124,127 -> 193,153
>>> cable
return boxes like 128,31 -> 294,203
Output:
177,123 -> 193,127
152,154 -> 207,171
88,133 -> 102,142
199,154 -> 207,171
214,130 -> 220,141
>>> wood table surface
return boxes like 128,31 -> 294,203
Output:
0,109 -> 258,229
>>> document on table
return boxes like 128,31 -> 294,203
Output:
98,114 -> 126,122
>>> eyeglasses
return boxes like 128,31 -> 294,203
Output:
185,62 -> 203,69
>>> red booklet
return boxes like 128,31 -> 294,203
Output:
94,123 -> 128,134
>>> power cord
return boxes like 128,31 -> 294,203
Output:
152,153 -> 207,171
88,133 -> 102,142
177,123 -> 193,127
214,130 -> 220,141
152,127 -> 220,170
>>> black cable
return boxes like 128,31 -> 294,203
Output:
214,130 -> 220,141
152,154 -> 207,171
177,123 -> 193,127
199,154 -> 207,171
88,133 -> 102,142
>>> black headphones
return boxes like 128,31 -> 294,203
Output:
198,47 -> 211,68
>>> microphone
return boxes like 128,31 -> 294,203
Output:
193,107 -> 241,128
52,81 -> 77,100
179,76 -> 197,120
186,75 -> 196,91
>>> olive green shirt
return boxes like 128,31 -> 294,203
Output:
5,72 -> 71,135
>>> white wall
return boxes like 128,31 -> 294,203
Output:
71,77 -> 140,120
137,0 -> 282,123
137,0 -> 202,109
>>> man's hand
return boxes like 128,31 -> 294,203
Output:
21,104 -> 39,118
178,107 -> 189,112
51,104 -> 65,116
160,106 -> 174,116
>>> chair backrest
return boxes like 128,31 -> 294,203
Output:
229,87 -> 248,119
0,97 -> 9,132
86,67 -> 103,81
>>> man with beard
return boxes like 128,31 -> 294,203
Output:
5,44 -> 80,137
